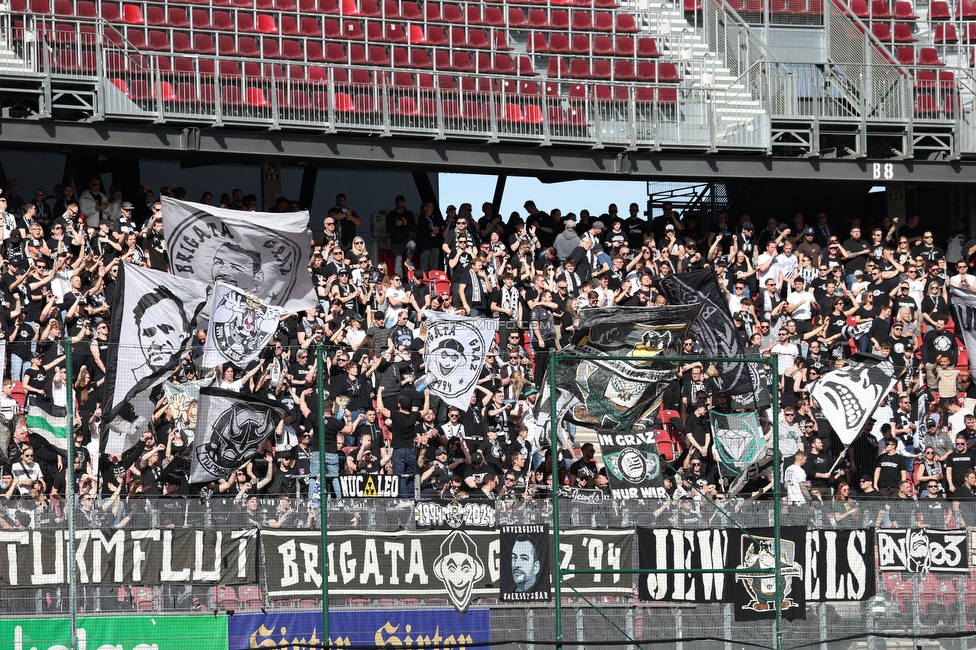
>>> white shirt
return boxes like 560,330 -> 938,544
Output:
771,342 -> 800,373
12,460 -> 42,495
786,290 -> 814,321
784,464 -> 807,504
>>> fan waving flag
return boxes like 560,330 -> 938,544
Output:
162,197 -> 317,311
809,354 -> 897,445
189,387 -> 284,484
102,263 -> 209,423
422,313 -> 497,410
26,401 -> 69,451
202,282 -> 284,369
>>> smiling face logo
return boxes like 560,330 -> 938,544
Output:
810,360 -> 895,442
432,530 -> 485,613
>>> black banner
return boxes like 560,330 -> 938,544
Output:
413,500 -> 497,529
729,527 -> 806,621
877,528 -> 970,573
261,529 -> 632,612
0,529 -> 257,588
328,474 -> 403,498
499,525 -> 551,602
638,527 -> 874,606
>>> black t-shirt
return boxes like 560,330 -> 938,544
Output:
865,278 -> 897,308
9,321 -> 35,361
390,410 -> 420,449
947,450 -> 976,487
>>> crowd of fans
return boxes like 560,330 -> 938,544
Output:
0,173 -> 974,532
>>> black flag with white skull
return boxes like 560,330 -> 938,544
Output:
809,354 -> 897,446
189,387 -> 284,483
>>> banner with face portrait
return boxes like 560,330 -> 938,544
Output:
202,282 -> 284,370
102,263 -> 209,423
423,312 -> 497,410
161,197 -> 317,312
809,355 -> 897,445
189,387 -> 284,483
499,524 -> 551,603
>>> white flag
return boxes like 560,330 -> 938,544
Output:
103,262 -> 209,422
189,387 -> 283,483
202,282 -> 284,369
809,356 -> 897,445
950,284 -> 976,378
162,197 -> 317,311
423,313 -> 497,410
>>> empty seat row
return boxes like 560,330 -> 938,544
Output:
895,45 -> 946,64
929,0 -> 976,19
546,56 -> 681,81
840,0 -> 917,19
869,21 -> 918,41
724,0 -> 825,13
929,21 -> 976,42
527,31 -> 660,56
914,91 -> 963,116
18,0 -> 632,28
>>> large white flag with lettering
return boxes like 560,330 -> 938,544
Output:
161,197 -> 317,311
202,282 -> 284,369
422,313 -> 497,410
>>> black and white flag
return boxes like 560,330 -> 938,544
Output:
809,354 -> 897,445
202,282 -> 284,369
189,387 -> 284,483
423,312 -> 497,410
950,285 -> 976,378
102,262 -> 209,423
162,378 -> 208,444
162,197 -> 317,312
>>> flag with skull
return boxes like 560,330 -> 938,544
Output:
423,312 -> 498,410
189,387 -> 284,483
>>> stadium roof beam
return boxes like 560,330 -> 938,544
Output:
1,120 -> 975,184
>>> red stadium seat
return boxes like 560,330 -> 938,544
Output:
871,22 -> 892,41
549,33 -> 571,53
592,58 -> 611,78
571,33 -> 591,53
528,9 -> 550,28
914,92 -> 938,116
917,46 -> 944,65
869,0 -> 891,18
511,56 -> 533,76
895,46 -> 914,64
929,0 -> 950,18
122,3 -> 144,24
914,69 -> 936,90
637,37 -> 660,56
503,7 -> 524,25
550,10 -> 569,28
934,23 -> 957,43
442,3 -> 463,22
892,23 -> 916,41
527,31 -> 548,53
572,11 -> 593,29
893,0 -> 917,18
192,34 -> 217,55
615,13 -> 639,32
613,59 -> 637,80
593,34 -> 614,54
238,36 -> 260,56
189,9 -> 210,30
281,40 -> 304,60
547,57 -> 569,77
